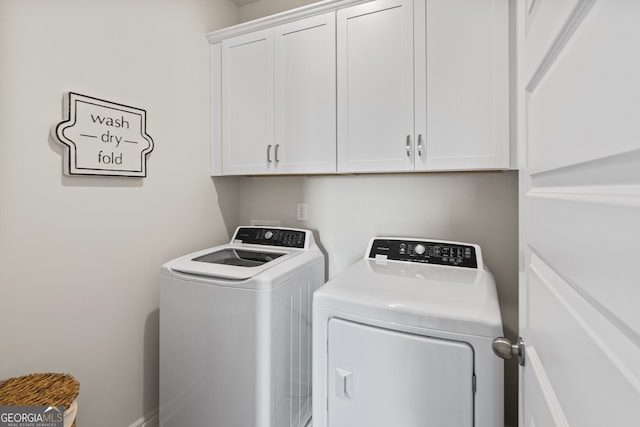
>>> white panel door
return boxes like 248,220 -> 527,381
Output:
414,0 -> 509,171
327,318 -> 473,427
274,13 -> 336,174
337,0 -> 414,173
221,29 -> 274,175
520,1 -> 640,426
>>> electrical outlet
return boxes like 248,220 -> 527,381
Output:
296,203 -> 308,221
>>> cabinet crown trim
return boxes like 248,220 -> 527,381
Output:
206,0 -> 370,44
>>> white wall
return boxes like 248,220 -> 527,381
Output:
0,1 -> 239,426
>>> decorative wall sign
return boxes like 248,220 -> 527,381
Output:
52,92 -> 154,177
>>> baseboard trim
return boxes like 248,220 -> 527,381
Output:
129,408 -> 159,427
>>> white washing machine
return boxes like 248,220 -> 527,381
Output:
160,226 -> 324,427
313,237 -> 503,427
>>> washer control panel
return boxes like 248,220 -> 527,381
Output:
368,238 -> 478,269
234,227 -> 306,249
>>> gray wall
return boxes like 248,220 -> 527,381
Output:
0,1 -> 239,426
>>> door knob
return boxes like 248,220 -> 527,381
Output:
492,336 -> 525,366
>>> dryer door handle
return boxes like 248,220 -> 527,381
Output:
335,367 -> 353,400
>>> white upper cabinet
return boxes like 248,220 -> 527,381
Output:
209,0 -> 509,176
220,29 -> 274,176
212,13 -> 336,176
337,0 -> 415,173
337,0 -> 509,173
414,0 -> 509,171
274,13 -> 336,174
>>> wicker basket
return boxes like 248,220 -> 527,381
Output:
0,373 -> 79,427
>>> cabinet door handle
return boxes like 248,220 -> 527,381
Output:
275,144 -> 280,163
417,134 -> 424,157
406,135 -> 412,157
267,144 -> 272,164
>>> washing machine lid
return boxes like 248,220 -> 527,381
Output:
168,226 -> 313,280
314,238 -> 502,337
191,248 -> 286,267
170,246 -> 300,280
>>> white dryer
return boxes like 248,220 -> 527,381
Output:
313,237 -> 503,427
160,226 -> 324,427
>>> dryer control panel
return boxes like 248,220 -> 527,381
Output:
368,238 -> 478,269
233,227 -> 307,249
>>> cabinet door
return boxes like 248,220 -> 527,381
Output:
274,13 -> 336,174
414,0 -> 509,171
337,0 -> 414,173
221,29 -> 274,175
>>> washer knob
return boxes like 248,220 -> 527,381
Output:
414,244 -> 426,255
264,230 -> 273,239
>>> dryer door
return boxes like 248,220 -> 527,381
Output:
328,318 -> 474,427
